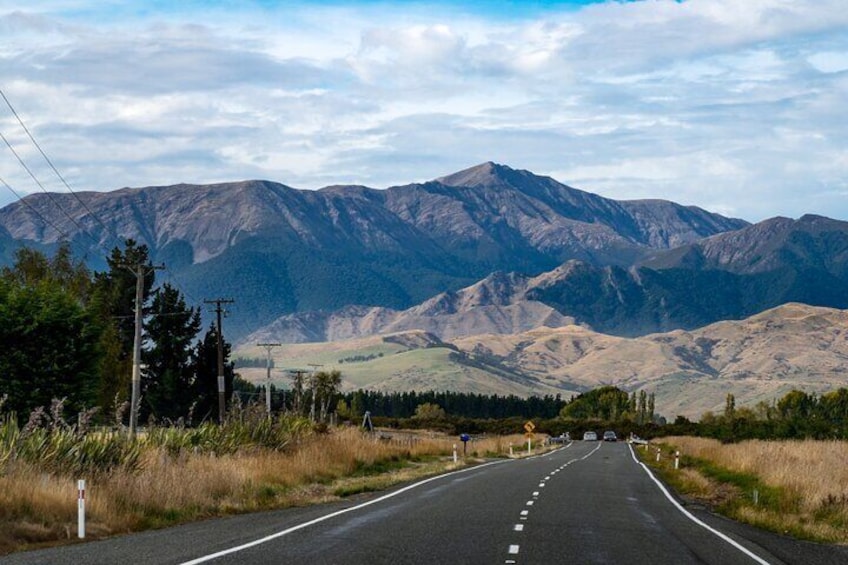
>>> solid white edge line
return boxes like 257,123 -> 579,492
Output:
180,458 -> 508,565
627,444 -> 772,565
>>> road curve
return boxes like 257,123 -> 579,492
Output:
3,441 -> 846,564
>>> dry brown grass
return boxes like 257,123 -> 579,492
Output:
658,436 -> 848,542
0,428 -> 547,555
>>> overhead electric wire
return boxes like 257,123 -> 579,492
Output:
0,88 -> 126,253
0,174 -> 70,240
0,127 -> 103,250
0,90 -> 246,332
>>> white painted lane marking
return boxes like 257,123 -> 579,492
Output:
532,491 -> 540,496
514,524 -> 524,532
506,560 -> 516,564
526,500 -> 534,506
508,545 -> 520,554
520,510 -> 529,516
627,444 -> 772,565
539,483 -> 545,487
179,459 -> 508,565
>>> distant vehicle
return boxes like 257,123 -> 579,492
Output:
548,433 -> 570,444
629,433 -> 648,445
603,431 -> 617,442
582,431 -> 598,441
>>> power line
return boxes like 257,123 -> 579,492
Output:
0,90 -> 209,313
0,128 -> 102,249
0,174 -> 70,241
0,88 -> 124,252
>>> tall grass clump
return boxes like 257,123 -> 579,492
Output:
653,436 -> 848,542
145,404 -> 313,456
0,398 -> 141,478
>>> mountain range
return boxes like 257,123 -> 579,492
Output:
2,162 -> 848,416
0,162 -> 750,339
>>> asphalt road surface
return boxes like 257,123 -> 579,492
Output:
4,441 -> 847,564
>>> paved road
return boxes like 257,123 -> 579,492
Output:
3,442 -> 847,564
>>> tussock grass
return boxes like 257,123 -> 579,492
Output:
0,420 -> 545,555
648,437 -> 848,543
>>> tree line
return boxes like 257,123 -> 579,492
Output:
669,389 -> 848,441
338,390 -> 567,420
0,241 -> 239,426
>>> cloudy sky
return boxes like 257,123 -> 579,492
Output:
0,0 -> 846,221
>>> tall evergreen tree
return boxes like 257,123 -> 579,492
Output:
142,284 -> 201,422
191,324 -> 235,423
89,240 -> 155,419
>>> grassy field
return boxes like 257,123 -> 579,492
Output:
644,437 -> 848,543
0,413 -> 542,556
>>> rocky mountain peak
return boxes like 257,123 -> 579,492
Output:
435,161 -> 511,188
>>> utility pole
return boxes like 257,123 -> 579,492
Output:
127,262 -> 164,439
205,298 -> 234,424
307,363 -> 323,422
258,343 -> 281,415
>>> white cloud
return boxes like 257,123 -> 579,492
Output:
0,0 -> 846,222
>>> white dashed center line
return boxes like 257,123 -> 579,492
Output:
514,524 -> 524,532
508,545 -> 520,554
526,500 -> 534,506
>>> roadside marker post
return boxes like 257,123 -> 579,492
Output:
674,451 -> 680,470
453,444 -> 457,463
656,447 -> 661,462
77,479 -> 86,539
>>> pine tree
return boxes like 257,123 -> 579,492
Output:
142,284 -> 201,422
191,324 -> 235,423
90,240 -> 155,418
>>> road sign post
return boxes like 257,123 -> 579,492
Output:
460,433 -> 470,457
523,421 -> 535,455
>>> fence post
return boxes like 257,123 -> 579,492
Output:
77,479 -> 86,539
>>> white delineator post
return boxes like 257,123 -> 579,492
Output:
78,479 -> 86,539
675,451 -> 680,470
527,438 -> 531,455
453,444 -> 457,463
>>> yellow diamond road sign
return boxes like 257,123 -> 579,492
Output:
524,421 -> 535,433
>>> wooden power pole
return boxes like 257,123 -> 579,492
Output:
205,298 -> 234,424
127,262 -> 164,439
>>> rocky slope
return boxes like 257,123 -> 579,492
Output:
246,214 -> 848,342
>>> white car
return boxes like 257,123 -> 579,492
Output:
582,431 -> 598,441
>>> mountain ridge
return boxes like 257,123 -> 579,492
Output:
0,162 -> 748,338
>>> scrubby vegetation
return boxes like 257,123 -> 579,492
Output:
644,437 -> 848,543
